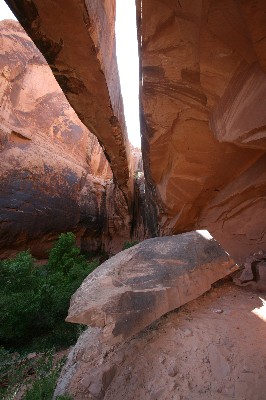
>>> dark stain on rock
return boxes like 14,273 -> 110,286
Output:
111,292 -> 156,337
56,75 -> 87,95
109,115 -> 119,127
0,168 -> 104,256
38,36 -> 63,66
143,65 -> 165,79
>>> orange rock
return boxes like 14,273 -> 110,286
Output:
137,0 -> 266,263
66,231 -> 237,344
5,0 -> 131,194
0,20 -> 129,258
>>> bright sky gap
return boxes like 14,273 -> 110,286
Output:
115,0 -> 141,148
0,1 -> 16,20
0,0 -> 141,148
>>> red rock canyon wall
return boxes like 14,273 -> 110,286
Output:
137,0 -> 266,263
0,20 -> 130,258
2,0 -> 266,264
5,0 -> 132,194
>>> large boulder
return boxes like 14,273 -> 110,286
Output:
66,231 -> 238,343
55,283 -> 266,400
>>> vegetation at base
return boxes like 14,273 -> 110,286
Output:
0,232 -> 99,351
0,348 -> 73,400
0,232 -> 99,398
122,240 -> 139,250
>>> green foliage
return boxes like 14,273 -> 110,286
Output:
0,346 -> 26,399
122,240 -> 139,250
0,233 -> 99,350
48,232 -> 86,274
23,351 -> 61,400
0,347 -> 73,400
0,251 -> 41,346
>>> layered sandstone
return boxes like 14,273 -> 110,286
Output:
0,20 -> 131,258
137,0 -> 266,263
3,1 -> 266,264
5,0 -> 131,194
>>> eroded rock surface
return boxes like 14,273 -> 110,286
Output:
55,282 -> 266,400
137,0 -> 266,263
234,250 -> 266,291
0,20 -> 131,258
5,0 -> 131,194
66,231 -> 237,344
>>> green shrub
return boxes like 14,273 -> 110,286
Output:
48,232 -> 86,274
0,251 -> 41,346
0,347 -> 72,400
0,233 -> 99,351
0,346 -> 27,399
122,240 -> 139,250
23,351 -> 61,400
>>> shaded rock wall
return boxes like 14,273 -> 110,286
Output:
0,20 -> 129,258
137,0 -> 266,263
130,147 -> 159,241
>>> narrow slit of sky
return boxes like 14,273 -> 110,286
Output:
0,1 -> 16,20
115,0 -> 141,148
0,0 -> 141,148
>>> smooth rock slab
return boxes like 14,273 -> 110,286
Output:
67,231 -> 238,343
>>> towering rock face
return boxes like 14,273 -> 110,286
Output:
0,20 -> 131,258
137,0 -> 266,263
3,1 -> 266,264
4,0 -> 132,195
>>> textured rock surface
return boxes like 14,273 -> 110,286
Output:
55,282 -> 266,400
0,20 -> 131,258
234,250 -> 266,291
66,231 -> 237,343
137,0 -> 266,263
5,0 -> 131,194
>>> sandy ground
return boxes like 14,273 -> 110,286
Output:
102,281 -> 266,400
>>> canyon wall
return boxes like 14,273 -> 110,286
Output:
0,20 -> 131,258
137,0 -> 266,263
3,0 -> 266,264
4,0 -> 131,194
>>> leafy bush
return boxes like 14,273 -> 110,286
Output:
122,240 -> 139,250
0,251 -> 41,346
0,233 -> 99,350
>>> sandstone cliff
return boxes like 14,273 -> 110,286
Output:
0,20 -> 130,258
136,0 -> 266,263
5,0 -> 131,194
6,0 -> 266,265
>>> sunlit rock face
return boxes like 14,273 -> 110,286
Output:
5,0 -> 131,195
0,20 -> 128,258
137,0 -> 266,263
